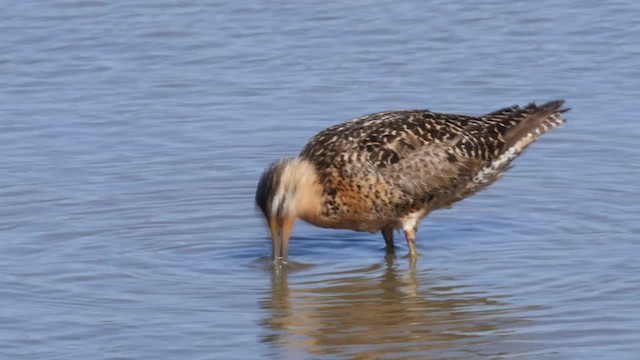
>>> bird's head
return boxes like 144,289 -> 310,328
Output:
255,158 -> 321,263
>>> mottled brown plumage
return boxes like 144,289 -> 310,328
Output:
256,100 -> 568,262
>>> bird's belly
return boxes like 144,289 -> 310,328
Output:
299,213 -> 392,233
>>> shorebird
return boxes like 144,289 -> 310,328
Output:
256,100 -> 568,262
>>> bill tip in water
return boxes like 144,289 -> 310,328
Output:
271,257 -> 287,270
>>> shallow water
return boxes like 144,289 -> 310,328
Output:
2,0 -> 640,359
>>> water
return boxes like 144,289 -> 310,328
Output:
1,0 -> 639,358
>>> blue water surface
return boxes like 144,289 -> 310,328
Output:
1,1 -> 639,359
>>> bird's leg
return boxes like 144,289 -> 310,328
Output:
381,227 -> 395,253
403,227 -> 419,257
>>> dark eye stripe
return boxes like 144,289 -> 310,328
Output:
276,197 -> 285,218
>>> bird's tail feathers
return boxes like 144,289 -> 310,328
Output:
502,99 -> 568,150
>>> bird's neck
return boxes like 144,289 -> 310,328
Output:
279,158 -> 323,222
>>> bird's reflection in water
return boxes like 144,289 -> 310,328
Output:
260,254 -> 533,359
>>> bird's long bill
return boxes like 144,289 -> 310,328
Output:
268,216 -> 294,263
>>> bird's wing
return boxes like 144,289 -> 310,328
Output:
378,101 -> 567,197
300,101 -> 566,198
300,110 -> 483,194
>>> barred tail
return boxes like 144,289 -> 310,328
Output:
503,99 -> 568,150
469,100 -> 569,190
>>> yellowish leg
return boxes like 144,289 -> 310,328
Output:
381,227 -> 395,252
403,228 -> 419,257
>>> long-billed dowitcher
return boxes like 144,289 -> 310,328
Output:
256,100 -> 568,262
